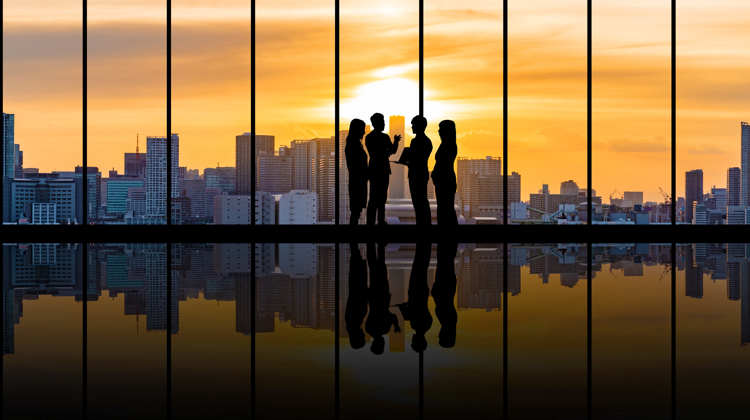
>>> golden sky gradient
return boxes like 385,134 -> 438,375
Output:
3,0 -> 748,202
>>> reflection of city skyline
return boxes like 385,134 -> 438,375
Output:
3,242 -> 749,357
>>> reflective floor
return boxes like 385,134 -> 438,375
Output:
3,243 -> 748,419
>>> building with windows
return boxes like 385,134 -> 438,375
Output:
257,151 -> 293,195
457,156 -> 502,215
106,178 -> 144,215
10,174 -> 76,223
742,122 -> 749,207
179,178 -> 207,219
235,132 -> 274,195
624,191 -> 644,206
146,134 -> 179,217
560,180 -> 579,196
468,172 -> 521,220
124,152 -> 146,178
279,190 -> 317,224
685,169 -> 703,224
3,113 -> 14,179
13,144 -> 23,179
727,167 -> 741,207
213,192 -> 275,225
204,166 -> 235,195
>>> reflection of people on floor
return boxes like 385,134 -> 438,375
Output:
406,242 -> 433,352
432,242 -> 459,348
431,120 -> 458,226
345,119 -> 368,225
365,242 -> 401,355
345,243 -> 368,349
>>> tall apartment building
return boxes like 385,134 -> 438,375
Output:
685,169 -> 703,224
235,132 -> 274,195
709,186 -> 727,216
13,144 -> 23,179
74,166 -> 101,222
727,167 -> 742,206
468,172 -> 521,219
457,156 -> 501,215
560,180 -> 579,195
3,113 -> 14,179
180,178 -> 207,219
146,134 -> 179,217
742,122 -> 749,206
313,154 -> 336,222
257,151 -> 293,195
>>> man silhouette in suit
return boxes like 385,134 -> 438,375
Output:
407,116 -> 433,226
365,113 -> 401,225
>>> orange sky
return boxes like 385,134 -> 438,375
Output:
3,0 -> 749,202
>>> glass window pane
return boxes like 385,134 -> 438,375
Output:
89,0 -> 166,225
509,1 -> 590,226
593,1 -> 671,224
3,0 -> 83,225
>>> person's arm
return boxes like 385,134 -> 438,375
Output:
387,134 -> 401,156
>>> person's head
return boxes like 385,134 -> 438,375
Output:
411,334 -> 428,353
347,119 -> 366,144
438,120 -> 456,143
411,115 -> 427,135
349,329 -> 366,350
370,336 -> 385,355
370,113 -> 385,132
438,327 -> 456,348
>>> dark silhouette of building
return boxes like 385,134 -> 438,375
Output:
685,169 -> 703,224
235,132 -> 274,195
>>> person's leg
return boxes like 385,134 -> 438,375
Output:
377,176 -> 389,224
366,179 -> 378,225
410,177 -> 430,226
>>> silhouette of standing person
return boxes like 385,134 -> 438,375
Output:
365,113 -> 401,225
407,116 -> 433,226
404,242 -> 433,353
345,119 -> 368,225
431,120 -> 459,226
432,242 -> 458,348
345,243 -> 368,349
365,242 -> 401,355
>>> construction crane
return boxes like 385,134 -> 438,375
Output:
609,189 -> 623,202
657,264 -> 671,281
658,187 -> 671,205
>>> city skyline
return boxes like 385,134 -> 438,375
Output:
3,1 -> 749,203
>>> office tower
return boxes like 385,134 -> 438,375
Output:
685,169 -> 703,224
235,132 -> 274,195
10,174 -> 77,223
204,187 -> 221,219
742,122 -> 749,206
257,152 -> 293,194
457,156 -> 501,215
3,113 -> 14,179
13,144 -> 22,179
727,167 -> 741,206
388,115 -> 406,199
127,187 -> 147,216
124,153 -> 147,178
468,172 -> 521,220
685,245 -> 704,298
180,178 -> 207,219
726,243 -> 744,301
313,154 -> 336,222
73,166 -> 101,222
279,190 -> 317,224
624,191 -> 644,206
146,134 -> 179,217
709,186 -> 728,216
107,178 -> 144,215
204,166 -> 235,195
458,247 -> 503,310
560,180 -> 579,195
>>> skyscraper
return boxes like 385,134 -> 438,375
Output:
3,113 -> 14,179
235,132 -> 274,195
457,156 -> 502,215
685,169 -> 703,224
13,144 -> 23,179
727,167 -> 742,206
146,134 -> 179,217
742,122 -> 749,206
388,115 -> 406,199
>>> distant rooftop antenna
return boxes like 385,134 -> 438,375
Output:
136,134 -> 140,162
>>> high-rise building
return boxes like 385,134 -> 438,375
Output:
685,169 -> 703,224
204,166 -> 235,195
742,122 -> 749,207
124,154 -> 146,178
388,115 -> 406,200
74,166 -> 101,222
313,154 -> 336,222
709,186 -> 728,216
127,187 -> 147,216
560,180 -> 579,196
468,172 -> 521,220
727,167 -> 742,206
457,156 -> 501,215
13,144 -> 23,179
235,132 -> 274,195
624,191 -> 644,206
3,113 -> 14,179
257,152 -> 293,195
107,178 -> 144,215
180,178 -> 207,219
146,134 -> 179,217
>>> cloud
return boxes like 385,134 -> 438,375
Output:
597,135 -> 669,153
687,145 -> 725,155
456,130 -> 503,155
289,125 -> 321,140
533,126 -> 585,145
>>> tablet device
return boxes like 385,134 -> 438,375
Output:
390,147 -> 412,165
